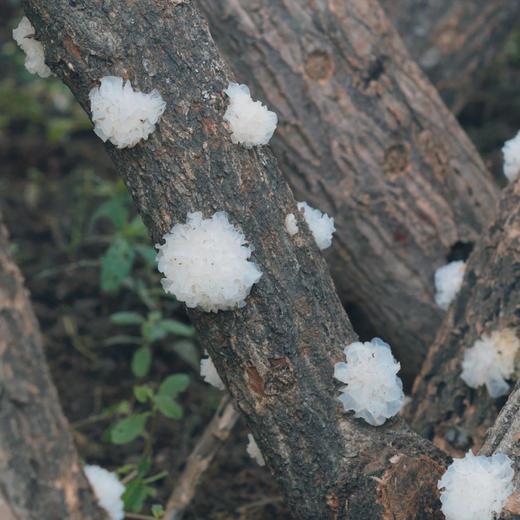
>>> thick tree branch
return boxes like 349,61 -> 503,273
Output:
23,0 -> 448,517
382,0 -> 520,114
0,217 -> 107,520
196,0 -> 498,376
405,177 -> 520,455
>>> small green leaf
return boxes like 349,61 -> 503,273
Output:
155,396 -> 183,419
104,334 -> 143,346
89,198 -> 129,231
132,346 -> 152,378
135,245 -> 157,266
122,477 -> 154,513
159,319 -> 195,337
109,413 -> 149,444
134,385 -> 153,403
152,504 -> 165,518
137,458 -> 151,477
171,340 -> 200,371
101,237 -> 135,292
125,215 -> 148,238
110,311 -> 145,325
158,374 -> 190,399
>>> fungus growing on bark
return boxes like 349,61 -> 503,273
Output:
156,211 -> 262,312
84,465 -> 125,520
434,260 -> 466,310
89,76 -> 166,148
461,328 -> 520,398
333,338 -> 404,426
502,130 -> 520,181
297,201 -> 335,250
246,433 -> 266,466
200,353 -> 225,390
285,213 -> 299,236
12,17 -> 53,78
437,451 -> 514,520
223,82 -> 277,148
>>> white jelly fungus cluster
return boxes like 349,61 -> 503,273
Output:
223,83 -> 277,148
437,451 -> 514,520
285,213 -> 299,236
89,76 -> 166,149
84,465 -> 125,520
246,433 -> 266,467
297,201 -> 335,250
333,338 -> 404,426
461,328 -> 520,398
13,17 -> 53,78
503,130 -> 520,181
434,260 -> 466,310
200,353 -> 225,390
156,212 -> 262,312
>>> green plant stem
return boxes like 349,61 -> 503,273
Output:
143,471 -> 168,484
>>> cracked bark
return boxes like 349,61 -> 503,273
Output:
22,0 -> 450,517
196,0 -> 499,377
405,176 -> 520,457
0,217 -> 107,520
382,0 -> 520,114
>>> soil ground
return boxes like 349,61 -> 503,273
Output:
2,2 -> 520,518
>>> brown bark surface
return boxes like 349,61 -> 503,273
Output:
382,0 -> 520,114
196,0 -> 499,377
23,1 -> 449,517
0,218 -> 107,520
406,177 -> 520,456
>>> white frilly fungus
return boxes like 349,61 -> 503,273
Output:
223,82 -> 277,148
156,212 -> 262,312
246,433 -> 266,467
437,450 -> 514,520
333,338 -> 404,426
84,465 -> 125,520
285,213 -> 299,236
13,17 -> 53,78
297,201 -> 335,250
89,76 -> 166,149
461,328 -> 520,398
200,353 -> 225,390
434,260 -> 466,310
503,130 -> 520,181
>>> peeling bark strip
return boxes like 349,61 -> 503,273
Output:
196,0 -> 499,376
0,218 -> 107,520
23,1 -> 448,516
383,0 -> 520,114
406,177 -> 520,456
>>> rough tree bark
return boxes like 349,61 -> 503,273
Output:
0,217 -> 107,520
196,0 -> 499,377
382,0 -> 520,114
405,176 -> 520,456
22,1 -> 450,517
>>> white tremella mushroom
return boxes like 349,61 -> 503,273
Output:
285,213 -> 299,236
223,82 -> 278,148
200,353 -> 225,390
502,130 -> 520,181
297,201 -> 335,250
437,451 -> 514,520
84,465 -> 125,520
13,16 -> 53,78
460,328 -> 520,398
434,260 -> 466,310
89,76 -> 166,149
334,338 -> 404,426
156,211 -> 262,312
246,433 -> 266,467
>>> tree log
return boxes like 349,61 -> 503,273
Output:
196,0 -> 499,377
382,0 -> 520,114
405,177 -> 520,456
23,0 -> 449,517
0,218 -> 107,520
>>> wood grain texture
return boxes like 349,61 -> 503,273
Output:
22,1 -> 448,517
406,177 -> 520,457
0,219 -> 107,520
383,0 -> 520,113
195,0 -> 499,376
